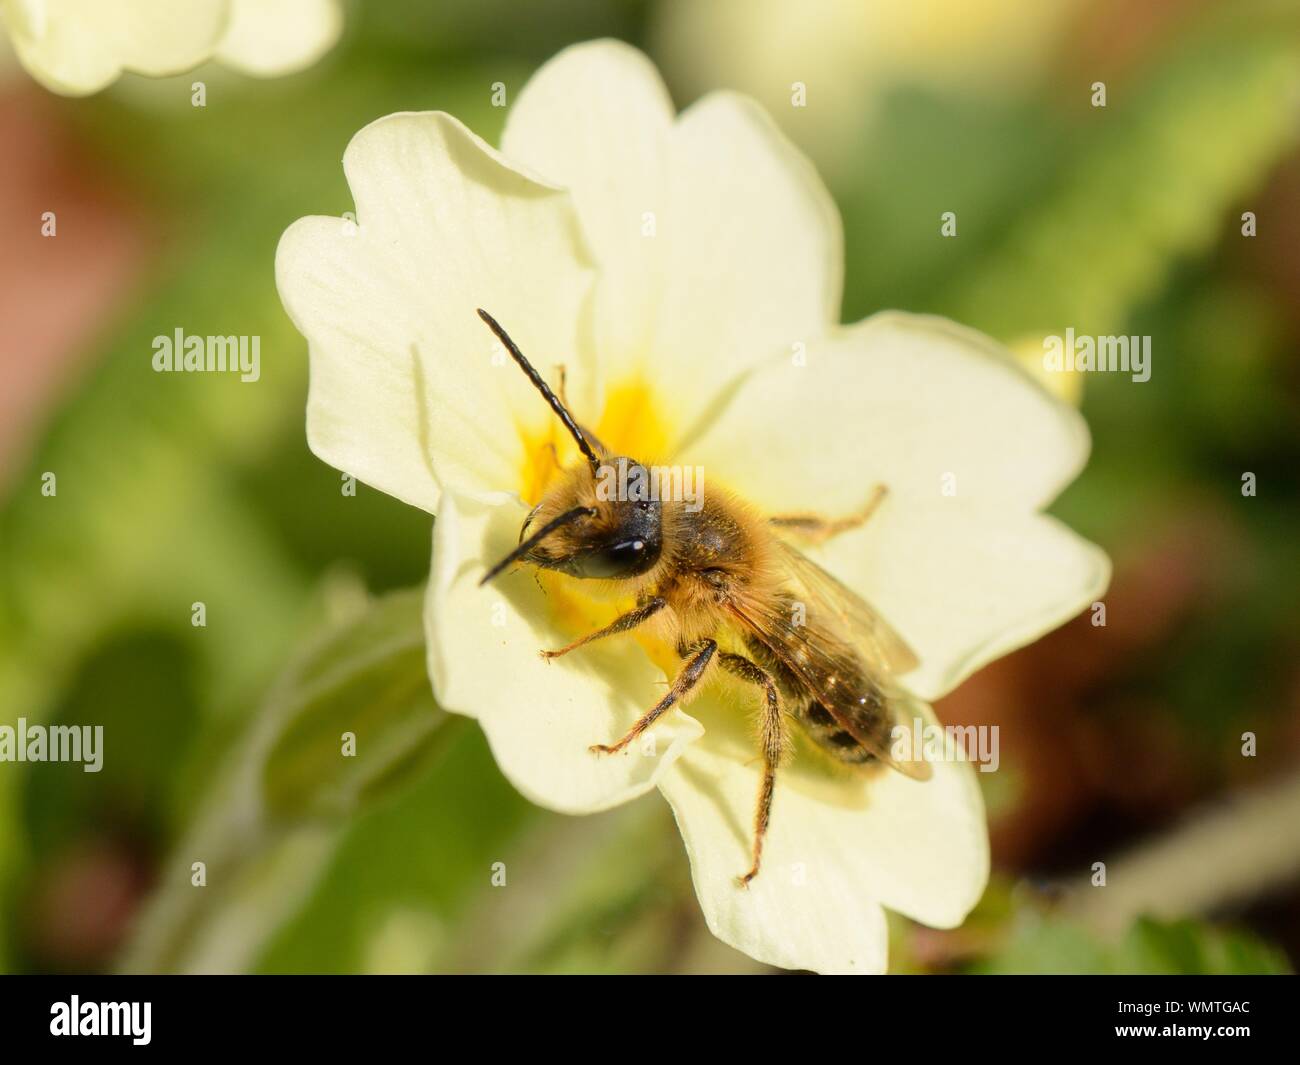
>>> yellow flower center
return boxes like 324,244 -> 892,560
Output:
509,373 -> 875,787
513,374 -> 681,675
515,376 -> 676,504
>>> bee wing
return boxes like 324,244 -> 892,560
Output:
770,538 -> 920,677
726,567 -> 932,782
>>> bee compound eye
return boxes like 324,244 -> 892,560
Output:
574,537 -> 655,579
612,539 -> 645,559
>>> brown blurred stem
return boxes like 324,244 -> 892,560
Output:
1060,770 -> 1300,934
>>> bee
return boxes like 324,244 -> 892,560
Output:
477,309 -> 932,886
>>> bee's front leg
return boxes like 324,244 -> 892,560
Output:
540,595 -> 666,660
718,652 -> 788,887
768,484 -> 888,544
589,638 -> 716,755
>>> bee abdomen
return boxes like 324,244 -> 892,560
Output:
742,632 -> 890,765
795,698 -> 882,765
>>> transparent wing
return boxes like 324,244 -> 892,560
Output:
771,538 -> 920,677
726,551 -> 931,782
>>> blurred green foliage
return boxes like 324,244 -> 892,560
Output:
977,914 -> 1291,976
2,0 -> 1298,973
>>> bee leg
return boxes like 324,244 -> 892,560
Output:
590,639 -> 716,754
540,595 -> 666,660
718,653 -> 787,887
768,484 -> 888,544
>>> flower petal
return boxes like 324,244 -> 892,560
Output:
276,111 -> 597,514
503,41 -> 842,440
659,698 -> 986,973
815,508 -> 1110,700
687,311 -> 1108,699
688,311 -> 1091,513
426,489 -> 703,814
502,39 -> 674,378
2,0 -> 229,95
215,0 -> 342,77
649,90 -> 843,441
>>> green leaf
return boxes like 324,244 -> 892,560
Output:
943,9 -> 1300,341
260,586 -> 449,820
118,586 -> 455,972
254,723 -> 535,974
1119,916 -> 1292,976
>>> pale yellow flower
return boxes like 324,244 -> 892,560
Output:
276,40 -> 1109,973
0,0 -> 341,95
216,0 -> 343,78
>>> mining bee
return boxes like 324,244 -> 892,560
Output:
477,309 -> 932,886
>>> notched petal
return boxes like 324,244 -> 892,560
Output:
816,508 -> 1111,702
275,111 -> 598,515
660,698 -> 987,973
690,310 -> 1094,515
502,41 -> 844,443
3,0 -> 230,95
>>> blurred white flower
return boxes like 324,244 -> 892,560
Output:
276,40 -> 1109,973
216,0 -> 343,77
0,0 -> 341,95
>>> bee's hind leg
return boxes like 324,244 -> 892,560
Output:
768,484 -> 887,545
718,652 -> 788,887
590,639 -> 716,755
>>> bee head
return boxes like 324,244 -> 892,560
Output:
474,310 -> 664,586
516,461 -> 664,581
480,459 -> 665,585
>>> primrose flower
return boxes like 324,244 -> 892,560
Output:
0,0 -> 341,95
276,40 -> 1109,973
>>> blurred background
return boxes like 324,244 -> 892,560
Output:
1,0 -> 1298,974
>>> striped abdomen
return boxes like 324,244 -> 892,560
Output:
742,630 -> 889,767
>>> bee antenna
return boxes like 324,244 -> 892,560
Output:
477,308 -> 600,473
479,505 -> 596,586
